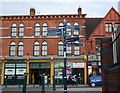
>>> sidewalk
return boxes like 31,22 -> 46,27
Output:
1,84 -> 102,93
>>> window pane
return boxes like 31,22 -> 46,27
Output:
11,27 -> 16,37
35,26 -> 40,37
42,26 -> 47,36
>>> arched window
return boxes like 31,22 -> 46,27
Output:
18,42 -> 24,56
74,41 -> 80,56
34,23 -> 40,37
66,23 -> 71,36
42,41 -> 47,56
59,23 -> 64,29
11,24 -> 17,37
34,42 -> 40,56
42,23 -> 48,37
67,45 -> 72,56
74,22 -> 79,36
10,42 -> 16,56
58,41 -> 63,56
18,23 -> 24,37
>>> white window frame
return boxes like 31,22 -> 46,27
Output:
35,23 -> 40,37
11,24 -> 17,37
58,41 -> 63,56
18,42 -> 24,56
66,23 -> 72,36
18,24 -> 24,37
105,23 -> 112,32
42,23 -> 48,37
10,42 -> 16,56
74,22 -> 79,36
74,41 -> 80,56
42,41 -> 47,56
34,42 -> 40,56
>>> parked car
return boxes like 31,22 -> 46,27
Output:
89,75 -> 102,87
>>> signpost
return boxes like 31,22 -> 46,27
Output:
48,19 -> 81,93
66,36 -> 79,42
67,42 -> 84,47
47,29 -> 63,36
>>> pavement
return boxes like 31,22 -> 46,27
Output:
1,84 -> 102,93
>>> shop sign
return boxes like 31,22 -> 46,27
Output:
16,69 -> 26,75
88,55 -> 99,61
16,63 -> 26,67
92,62 -> 97,66
59,62 -> 64,68
66,68 -> 72,74
54,62 -> 59,68
5,63 -> 15,68
73,62 -> 84,68
5,69 -> 15,75
7,60 -> 25,63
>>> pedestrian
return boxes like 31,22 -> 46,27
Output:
71,75 -> 77,85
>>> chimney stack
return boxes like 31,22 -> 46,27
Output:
78,6 -> 82,15
30,7 -> 35,16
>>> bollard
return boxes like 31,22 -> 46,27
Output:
18,79 -> 20,87
53,76 -> 56,90
22,73 -> 28,93
5,76 -> 7,88
47,78 -> 50,87
41,76 -> 45,93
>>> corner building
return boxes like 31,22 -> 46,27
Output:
0,7 -> 87,85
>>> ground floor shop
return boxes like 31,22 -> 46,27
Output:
88,61 -> 101,76
1,56 -> 87,85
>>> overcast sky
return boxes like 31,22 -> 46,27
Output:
0,0 -> 119,17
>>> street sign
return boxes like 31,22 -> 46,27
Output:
67,25 -> 80,31
66,36 -> 79,42
47,29 -> 63,36
67,42 -> 84,46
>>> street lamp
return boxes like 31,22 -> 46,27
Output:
63,19 -> 67,93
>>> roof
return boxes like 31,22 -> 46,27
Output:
85,18 -> 103,39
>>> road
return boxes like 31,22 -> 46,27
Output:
1,84 -> 102,93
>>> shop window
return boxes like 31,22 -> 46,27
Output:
58,41 -> 63,56
42,41 -> 47,56
10,42 -> 16,56
42,23 -> 48,37
18,42 -> 24,56
34,42 -> 40,56
11,24 -> 17,37
34,23 -> 40,37
18,23 -> 24,37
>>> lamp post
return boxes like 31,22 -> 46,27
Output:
63,19 -> 67,93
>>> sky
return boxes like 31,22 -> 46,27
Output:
0,0 -> 120,17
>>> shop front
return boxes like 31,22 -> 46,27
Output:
29,62 -> 50,85
54,62 -> 85,84
4,61 -> 26,85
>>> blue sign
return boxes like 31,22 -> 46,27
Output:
47,29 -> 63,36
67,25 -> 80,31
66,36 -> 79,42
67,42 -> 84,46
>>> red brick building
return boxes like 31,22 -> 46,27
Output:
86,8 -> 120,76
0,7 -> 119,86
0,7 -> 87,85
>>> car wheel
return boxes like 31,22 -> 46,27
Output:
91,82 -> 96,87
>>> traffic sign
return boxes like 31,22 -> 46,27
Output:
67,42 -> 84,46
67,25 -> 80,31
66,36 -> 79,42
47,29 -> 63,36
